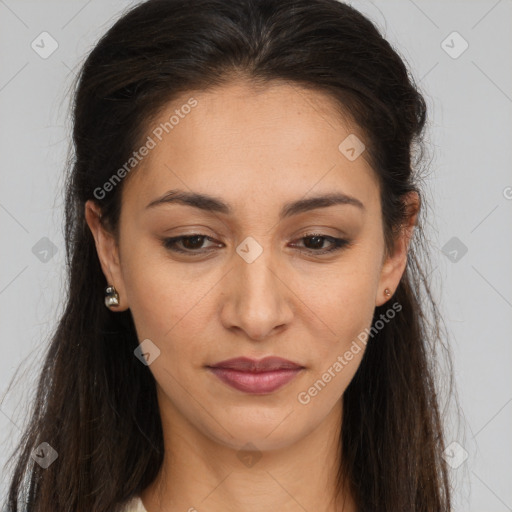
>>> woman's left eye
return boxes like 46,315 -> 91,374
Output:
161,233 -> 350,256
291,233 -> 350,255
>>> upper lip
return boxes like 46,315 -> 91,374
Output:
208,356 -> 303,372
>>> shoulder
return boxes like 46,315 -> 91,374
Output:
120,496 -> 147,512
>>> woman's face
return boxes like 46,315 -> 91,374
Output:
86,80 -> 413,452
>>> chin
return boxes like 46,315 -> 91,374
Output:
200,408 -> 311,452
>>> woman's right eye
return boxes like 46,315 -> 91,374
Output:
161,235 -> 221,254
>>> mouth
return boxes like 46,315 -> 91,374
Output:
206,356 -> 304,394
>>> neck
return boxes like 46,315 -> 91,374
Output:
141,393 -> 356,512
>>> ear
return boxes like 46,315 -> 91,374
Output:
84,200 -> 130,311
375,191 -> 420,307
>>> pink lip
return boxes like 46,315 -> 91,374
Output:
207,357 -> 304,394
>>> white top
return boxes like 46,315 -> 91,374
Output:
122,496 -> 148,512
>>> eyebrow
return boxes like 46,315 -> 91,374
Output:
145,189 -> 365,219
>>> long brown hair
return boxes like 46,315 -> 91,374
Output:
3,0 -> 455,510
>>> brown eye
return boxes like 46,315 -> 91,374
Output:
162,234 -> 221,254
291,233 -> 350,255
161,233 -> 350,257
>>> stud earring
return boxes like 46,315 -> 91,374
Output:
384,288 -> 391,297
105,285 -> 120,308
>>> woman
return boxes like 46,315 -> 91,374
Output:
4,0 -> 454,510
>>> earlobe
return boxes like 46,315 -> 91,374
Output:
84,200 -> 129,311
376,246 -> 407,307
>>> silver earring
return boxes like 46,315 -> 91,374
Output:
105,285 -> 120,308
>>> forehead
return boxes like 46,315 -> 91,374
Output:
122,80 -> 379,217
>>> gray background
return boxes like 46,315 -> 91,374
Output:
1,1 -> 511,510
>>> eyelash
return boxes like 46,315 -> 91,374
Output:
161,233 -> 350,256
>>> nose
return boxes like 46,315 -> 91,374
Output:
219,247 -> 294,341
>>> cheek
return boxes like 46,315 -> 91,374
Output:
294,251 -> 383,412
307,287 -> 374,399
120,247 -> 219,366
121,242 -> 191,326
294,280 -> 376,413
299,248 -> 381,347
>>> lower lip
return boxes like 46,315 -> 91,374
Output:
208,367 -> 303,394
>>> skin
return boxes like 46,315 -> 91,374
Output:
85,79 -> 418,512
